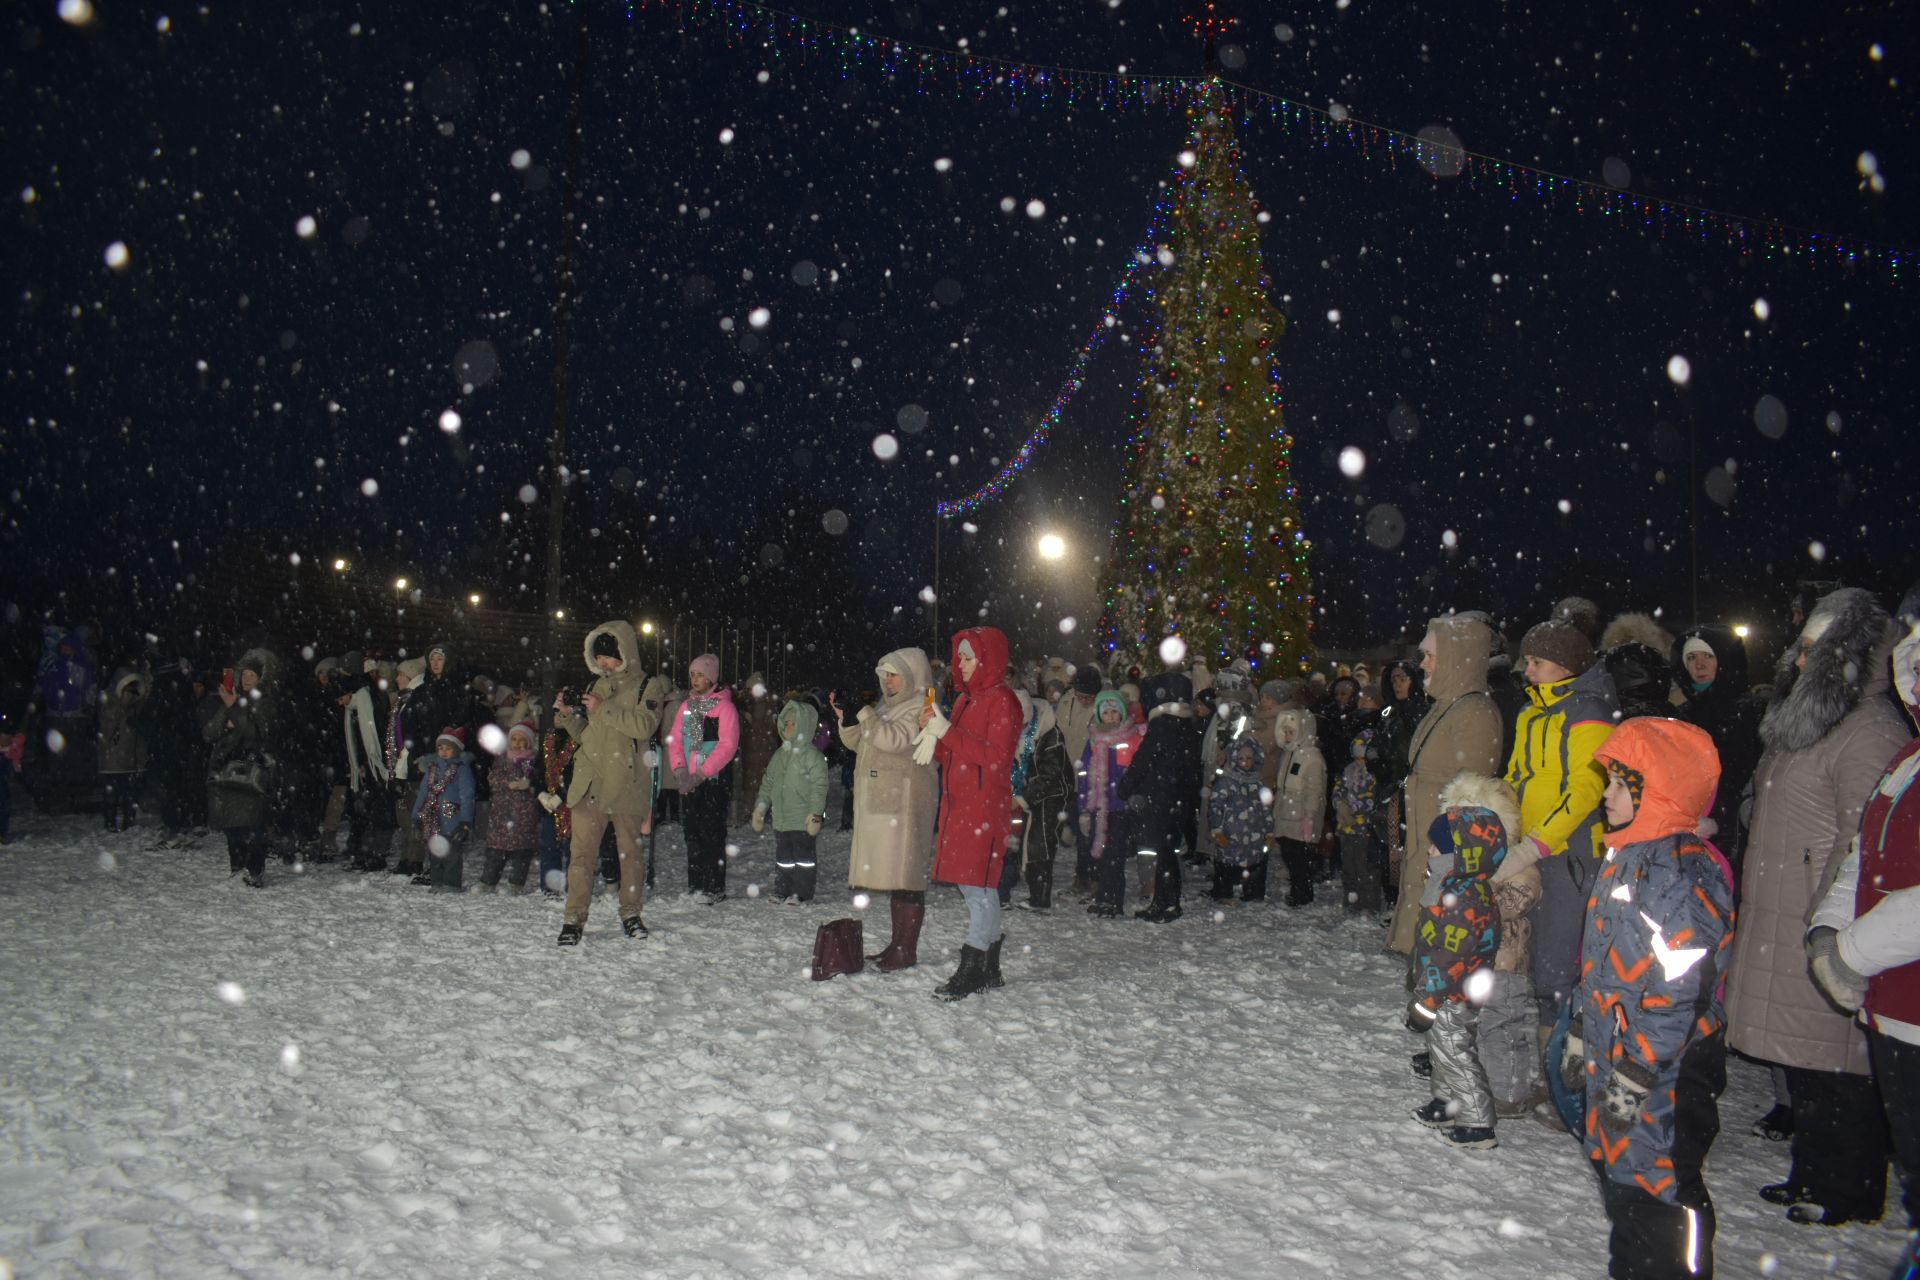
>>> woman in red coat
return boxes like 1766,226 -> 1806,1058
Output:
917,625 -> 1022,1002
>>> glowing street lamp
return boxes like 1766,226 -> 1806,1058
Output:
1037,533 -> 1067,561
394,577 -> 409,591
468,593 -> 482,606
1733,624 -> 1751,639
331,557 -> 349,572
640,621 -> 655,636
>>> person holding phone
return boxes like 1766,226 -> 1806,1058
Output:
833,649 -> 937,970
201,648 -> 282,888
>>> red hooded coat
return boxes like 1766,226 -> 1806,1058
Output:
930,626 -> 1023,889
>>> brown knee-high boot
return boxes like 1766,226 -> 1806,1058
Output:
869,892 -> 925,971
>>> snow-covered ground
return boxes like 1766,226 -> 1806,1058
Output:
0,789 -> 1908,1279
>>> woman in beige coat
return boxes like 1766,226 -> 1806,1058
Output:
1269,707 -> 1327,906
1388,614 -> 1505,955
1725,587 -> 1911,1226
832,647 -> 938,971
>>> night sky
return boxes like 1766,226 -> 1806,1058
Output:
4,0 -> 1917,684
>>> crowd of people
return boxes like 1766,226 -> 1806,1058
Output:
4,583 -> 1918,1280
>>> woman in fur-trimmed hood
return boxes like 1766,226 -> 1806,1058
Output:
1726,586 -> 1912,1227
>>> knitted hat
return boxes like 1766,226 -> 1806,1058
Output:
314,656 -> 342,678
341,649 -> 365,676
397,657 -> 428,685
1681,636 -> 1715,662
1552,596 -> 1603,643
1259,678 -> 1295,705
1092,690 -> 1129,723
591,631 -> 622,661
435,726 -> 467,751
1072,666 -> 1102,697
1521,619 -> 1595,677
689,653 -> 721,685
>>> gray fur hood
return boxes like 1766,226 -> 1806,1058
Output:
1760,587 -> 1894,753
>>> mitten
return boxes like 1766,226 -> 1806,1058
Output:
508,778 -> 531,791
806,814 -> 823,837
1808,927 -> 1867,1013
1078,813 -> 1092,836
1211,830 -> 1229,849
454,823 -> 472,846
1560,1016 -> 1586,1091
751,805 -> 767,833
1598,1060 -> 1656,1133
538,790 -> 562,813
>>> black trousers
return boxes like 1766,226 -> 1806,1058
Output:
1133,810 -> 1185,907
1022,797 -> 1064,908
225,827 -> 268,876
1873,1031 -> 1920,1229
1092,812 -> 1135,907
1784,1062 -> 1891,1219
773,828 -> 818,901
682,776 -> 731,894
1600,1033 -> 1726,1280
1209,857 -> 1269,901
1278,837 -> 1316,906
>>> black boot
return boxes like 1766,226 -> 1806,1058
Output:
1136,898 -> 1183,923
557,922 -> 583,947
986,937 -> 1005,989
932,945 -> 990,1002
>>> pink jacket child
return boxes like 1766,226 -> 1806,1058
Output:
666,663 -> 741,786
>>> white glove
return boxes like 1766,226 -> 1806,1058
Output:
537,790 -> 562,813
911,725 -> 939,766
923,706 -> 950,740
805,814 -> 823,837
1013,795 -> 1029,812
751,804 -> 767,833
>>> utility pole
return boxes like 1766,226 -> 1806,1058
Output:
541,13 -> 590,694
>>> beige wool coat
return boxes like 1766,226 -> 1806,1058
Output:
558,621 -> 670,816
839,647 -> 938,893
1388,614 -> 1507,955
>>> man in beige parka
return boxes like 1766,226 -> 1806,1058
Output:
554,620 -> 671,946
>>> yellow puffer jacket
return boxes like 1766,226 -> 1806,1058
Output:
1504,663 -> 1617,865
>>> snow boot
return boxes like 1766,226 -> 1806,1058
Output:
621,916 -> 649,939
1441,1126 -> 1498,1150
557,923 -> 583,947
932,945 -> 990,1002
1410,1099 -> 1454,1129
986,937 -> 1005,989
1410,1052 -> 1432,1081
1136,899 -> 1183,924
1752,1103 -> 1794,1142
868,896 -> 925,972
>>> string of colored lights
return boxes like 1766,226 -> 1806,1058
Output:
624,0 -> 1911,279
933,189 -> 1173,518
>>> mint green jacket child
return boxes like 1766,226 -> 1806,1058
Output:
753,699 -> 828,833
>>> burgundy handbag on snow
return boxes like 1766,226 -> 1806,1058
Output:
811,918 -> 865,982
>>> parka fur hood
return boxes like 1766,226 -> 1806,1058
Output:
777,697 -> 820,747
1599,611 -> 1675,656
1438,773 -> 1522,855
1761,587 -> 1895,753
580,620 -> 641,679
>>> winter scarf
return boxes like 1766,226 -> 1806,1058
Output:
1084,718 -> 1144,862
417,758 -> 460,844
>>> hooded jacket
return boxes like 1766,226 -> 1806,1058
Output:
840,648 -> 937,892
667,685 -> 741,783
1670,623 -> 1764,858
930,627 -> 1023,889
406,641 -> 469,765
1389,614 -> 1506,954
559,621 -> 670,816
1727,588 -> 1910,1073
1117,672 -> 1204,839
1210,737 -> 1270,867
1412,804 -> 1507,1012
754,698 -> 828,831
1577,717 -> 1734,1203
1267,708 -> 1327,842
98,669 -> 153,775
1017,695 -> 1072,810
1811,612 -> 1920,1044
1440,774 -> 1539,974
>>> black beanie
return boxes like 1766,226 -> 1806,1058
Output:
591,631 -> 622,661
1072,666 -> 1102,697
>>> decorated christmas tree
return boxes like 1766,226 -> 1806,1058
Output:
1098,85 -> 1316,675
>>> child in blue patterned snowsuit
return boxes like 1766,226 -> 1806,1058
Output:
1207,736 -> 1269,902
1567,717 -> 1732,1280
1407,803 -> 1507,1149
